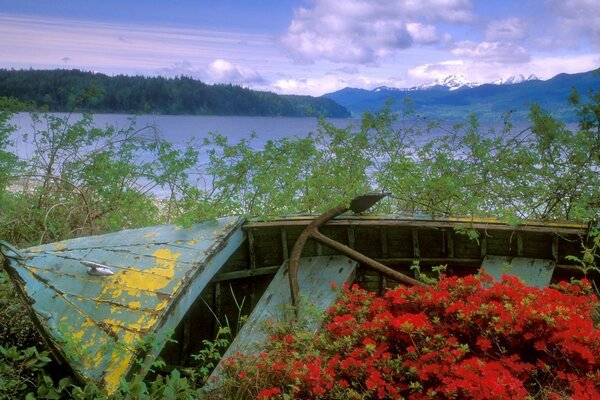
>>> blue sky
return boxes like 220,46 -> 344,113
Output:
1,0 -> 598,96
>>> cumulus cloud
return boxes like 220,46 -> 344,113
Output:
452,41 -> 530,64
280,0 -> 473,64
485,18 -> 527,41
407,23 -> 447,44
408,60 -> 466,80
205,59 -> 265,85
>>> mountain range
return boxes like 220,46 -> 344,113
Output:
373,73 -> 540,93
323,69 -> 599,121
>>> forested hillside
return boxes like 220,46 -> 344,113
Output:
0,69 -> 350,117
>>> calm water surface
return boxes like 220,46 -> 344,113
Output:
10,113 -> 361,155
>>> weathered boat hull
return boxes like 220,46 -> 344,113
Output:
2,214 -> 596,392
2,217 -> 245,392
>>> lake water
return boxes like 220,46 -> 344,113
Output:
9,113 -> 362,156
9,112 -> 476,159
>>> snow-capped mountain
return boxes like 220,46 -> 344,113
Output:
412,74 -> 480,91
323,69 -> 597,121
492,74 -> 540,85
374,75 -> 480,92
372,73 -> 541,93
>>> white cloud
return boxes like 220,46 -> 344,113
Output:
407,23 -> 446,44
280,0 -> 473,64
408,60 -> 467,81
527,54 -> 600,78
485,18 -> 527,41
452,41 -> 530,64
205,59 -> 265,85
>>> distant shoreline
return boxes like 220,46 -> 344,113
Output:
0,68 -> 351,118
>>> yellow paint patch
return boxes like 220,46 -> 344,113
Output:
152,248 -> 181,269
143,232 -> 158,238
187,239 -> 198,246
71,329 -> 86,341
52,243 -> 67,250
96,248 -> 182,303
104,353 -> 134,394
128,301 -> 142,309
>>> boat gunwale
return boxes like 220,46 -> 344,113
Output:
243,214 -> 589,235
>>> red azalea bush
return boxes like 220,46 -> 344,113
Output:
215,273 -> 600,399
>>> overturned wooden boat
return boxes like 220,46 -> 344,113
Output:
1,197 -> 597,393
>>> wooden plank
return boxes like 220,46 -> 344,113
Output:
380,228 -> 389,258
481,255 -> 556,288
447,230 -> 455,258
281,229 -> 289,260
245,218 -> 588,235
481,236 -> 487,258
412,229 -> 420,258
210,256 -> 357,383
213,265 -> 280,282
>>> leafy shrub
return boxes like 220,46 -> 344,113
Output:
0,271 -> 42,349
216,274 -> 600,399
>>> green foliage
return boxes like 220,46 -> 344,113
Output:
0,97 -> 24,192
0,271 -> 41,349
189,326 -> 232,382
0,344 -> 54,399
0,109 -> 192,245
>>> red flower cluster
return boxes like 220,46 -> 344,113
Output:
221,273 -> 600,399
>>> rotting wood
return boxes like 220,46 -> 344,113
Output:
412,229 -> 420,258
281,228 -> 288,260
373,257 -> 482,264
380,228 -> 389,258
213,265 -> 280,282
348,224 -> 355,248
481,235 -> 487,258
517,234 -> 524,256
447,230 -> 454,258
246,218 -> 587,235
248,230 -> 256,270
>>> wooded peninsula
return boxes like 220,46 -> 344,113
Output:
0,69 -> 351,117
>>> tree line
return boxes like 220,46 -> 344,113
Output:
0,69 -> 350,117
